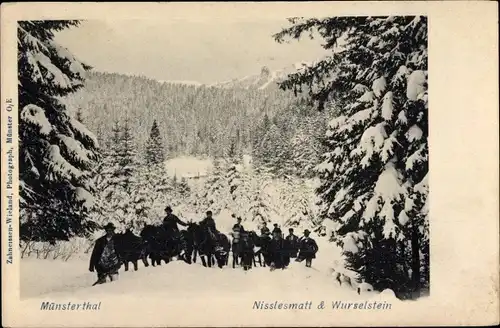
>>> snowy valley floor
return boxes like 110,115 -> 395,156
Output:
21,236 -> 385,301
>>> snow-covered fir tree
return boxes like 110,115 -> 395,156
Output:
92,121 -> 120,225
145,119 -> 166,164
279,177 -> 314,228
275,16 -> 428,299
18,21 -> 99,242
93,121 -> 121,225
290,111 -> 328,179
201,159 -> 229,211
225,164 -> 257,220
228,170 -> 254,217
177,177 -> 190,196
226,164 -> 240,199
252,101 -> 328,179
251,113 -> 271,156
253,122 -> 294,176
116,118 -> 136,187
130,163 -> 170,229
227,136 -> 241,165
246,174 -> 277,225
94,119 -> 156,231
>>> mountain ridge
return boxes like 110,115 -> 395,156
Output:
208,61 -> 313,90
154,61 -> 314,90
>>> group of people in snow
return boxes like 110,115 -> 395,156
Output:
89,206 -> 318,284
230,216 -> 319,271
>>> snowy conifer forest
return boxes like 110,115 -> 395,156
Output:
18,17 -> 428,301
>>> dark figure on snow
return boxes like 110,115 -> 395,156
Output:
239,231 -> 254,271
297,229 -> 319,268
232,216 -> 245,233
89,223 -> 122,285
162,206 -> 188,233
285,228 -> 299,258
231,216 -> 245,268
189,217 -> 228,268
260,222 -> 271,238
114,228 -> 149,271
162,206 -> 188,258
272,223 -> 282,237
200,210 -> 217,237
268,229 -> 289,270
247,230 -> 270,267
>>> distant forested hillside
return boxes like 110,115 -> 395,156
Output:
64,71 -> 291,156
64,70 -> 329,178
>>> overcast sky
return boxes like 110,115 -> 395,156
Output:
54,19 -> 330,84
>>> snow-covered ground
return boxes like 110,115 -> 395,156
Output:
19,245 -> 408,327
21,232 -> 365,299
164,156 -> 214,179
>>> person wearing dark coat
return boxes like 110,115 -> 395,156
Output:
230,217 -> 245,267
285,228 -> 299,258
162,206 -> 188,233
232,216 -> 245,234
272,223 -> 282,237
200,210 -> 217,235
239,231 -> 254,271
297,229 -> 319,268
162,206 -> 188,256
89,223 -> 122,285
260,222 -> 271,238
268,230 -> 290,270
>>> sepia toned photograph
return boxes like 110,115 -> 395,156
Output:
2,2 -> 498,327
17,14 -> 429,301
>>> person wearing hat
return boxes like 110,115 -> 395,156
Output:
285,228 -> 299,258
162,206 -> 188,233
200,210 -> 217,236
297,229 -> 319,268
162,206 -> 188,257
268,228 -> 289,270
272,223 -> 282,237
89,223 -> 122,285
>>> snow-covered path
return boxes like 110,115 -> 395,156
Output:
22,258 -> 347,299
